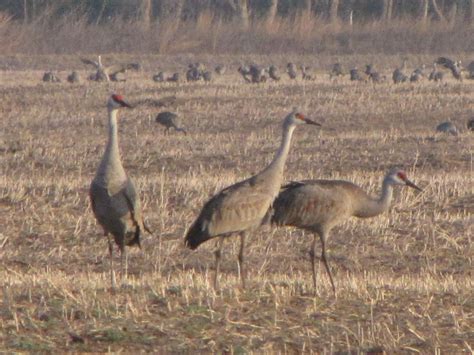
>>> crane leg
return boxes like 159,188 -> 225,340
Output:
238,233 -> 247,289
107,234 -> 117,290
320,233 -> 336,296
309,234 -> 318,292
120,239 -> 128,282
214,238 -> 224,290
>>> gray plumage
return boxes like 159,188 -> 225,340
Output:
301,65 -> 314,80
436,121 -> 459,136
410,65 -> 425,82
153,72 -> 165,82
350,67 -> 363,81
287,62 -> 297,79
436,57 -> 462,80
428,63 -> 444,82
392,58 -> 408,84
67,71 -> 80,83
155,111 -> 186,134
186,63 -> 202,81
467,118 -> 474,131
42,71 -> 60,83
90,94 -> 150,289
81,55 -> 140,82
202,71 -> 213,82
238,65 -> 252,82
268,65 -> 280,81
271,168 -> 422,294
467,61 -> 474,79
365,65 -> 383,83
185,111 -> 321,289
330,63 -> 343,78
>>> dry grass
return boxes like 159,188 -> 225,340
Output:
0,53 -> 473,353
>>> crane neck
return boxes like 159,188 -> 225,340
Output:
261,123 -> 296,180
95,108 -> 127,185
354,177 -> 394,218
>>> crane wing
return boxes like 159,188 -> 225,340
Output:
435,57 -> 455,70
80,58 -> 99,68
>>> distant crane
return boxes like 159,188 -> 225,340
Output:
365,64 -> 383,83
467,61 -> 474,79
268,65 -> 281,81
393,58 -> 408,83
185,110 -> 321,289
330,63 -> 344,78
410,65 -> 425,82
428,63 -> 443,82
350,67 -> 363,81
67,71 -> 80,83
436,57 -> 462,81
155,111 -> 187,135
436,121 -> 459,136
287,62 -> 298,79
301,65 -> 314,80
90,94 -> 151,289
271,168 -> 422,294
81,55 -> 140,82
467,118 -> 474,131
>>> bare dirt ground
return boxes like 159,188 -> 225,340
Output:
0,54 -> 472,353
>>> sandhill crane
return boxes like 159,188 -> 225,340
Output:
410,65 -> 425,82
238,65 -> 252,82
67,71 -> 80,83
187,63 -> 202,81
90,94 -> 151,289
428,63 -> 443,82
271,168 -> 422,295
436,121 -> 458,136
392,58 -> 408,84
350,67 -> 363,81
42,71 -> 60,83
203,70 -> 213,82
155,111 -> 186,135
436,57 -> 462,81
153,72 -> 165,82
301,65 -> 314,80
365,64 -> 383,83
287,62 -> 298,79
467,118 -> 474,131
467,61 -> 474,79
185,110 -> 321,289
81,55 -> 140,82
330,63 -> 343,78
269,65 -> 280,81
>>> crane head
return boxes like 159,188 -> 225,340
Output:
108,94 -> 132,110
387,168 -> 422,191
285,111 -> 321,127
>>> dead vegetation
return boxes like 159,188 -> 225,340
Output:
0,53 -> 472,352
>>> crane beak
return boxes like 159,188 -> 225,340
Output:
304,118 -> 321,126
405,179 -> 422,191
120,100 -> 133,109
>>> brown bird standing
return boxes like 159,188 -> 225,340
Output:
185,110 -> 321,289
90,94 -> 150,289
271,168 -> 422,295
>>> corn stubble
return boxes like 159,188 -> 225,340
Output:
0,54 -> 472,353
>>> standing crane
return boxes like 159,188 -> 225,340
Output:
90,94 -> 151,289
271,168 -> 422,295
428,62 -> 443,82
81,55 -> 140,82
436,121 -> 459,136
392,58 -> 408,83
185,110 -> 321,289
435,57 -> 462,81
155,111 -> 187,135
287,62 -> 298,79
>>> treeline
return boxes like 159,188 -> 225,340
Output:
0,0 -> 472,55
2,0 -> 473,26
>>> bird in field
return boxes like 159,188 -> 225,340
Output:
155,111 -> 186,135
42,71 -> 60,83
185,110 -> 321,289
268,65 -> 281,81
365,64 -> 383,83
467,61 -> 474,79
287,62 -> 298,79
435,57 -> 463,81
410,65 -> 425,82
428,63 -> 444,82
330,62 -> 344,78
350,67 -> 363,81
436,121 -> 459,136
90,94 -> 151,289
81,55 -> 140,82
67,71 -> 80,83
271,168 -> 422,295
392,58 -> 408,84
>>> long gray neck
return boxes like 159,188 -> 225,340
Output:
259,123 -> 295,191
354,177 -> 394,218
95,108 -> 127,184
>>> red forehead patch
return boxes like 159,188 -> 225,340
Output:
112,94 -> 124,102
295,113 -> 305,120
397,171 -> 407,180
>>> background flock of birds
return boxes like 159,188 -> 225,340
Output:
89,93 -> 431,294
42,55 -> 474,134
